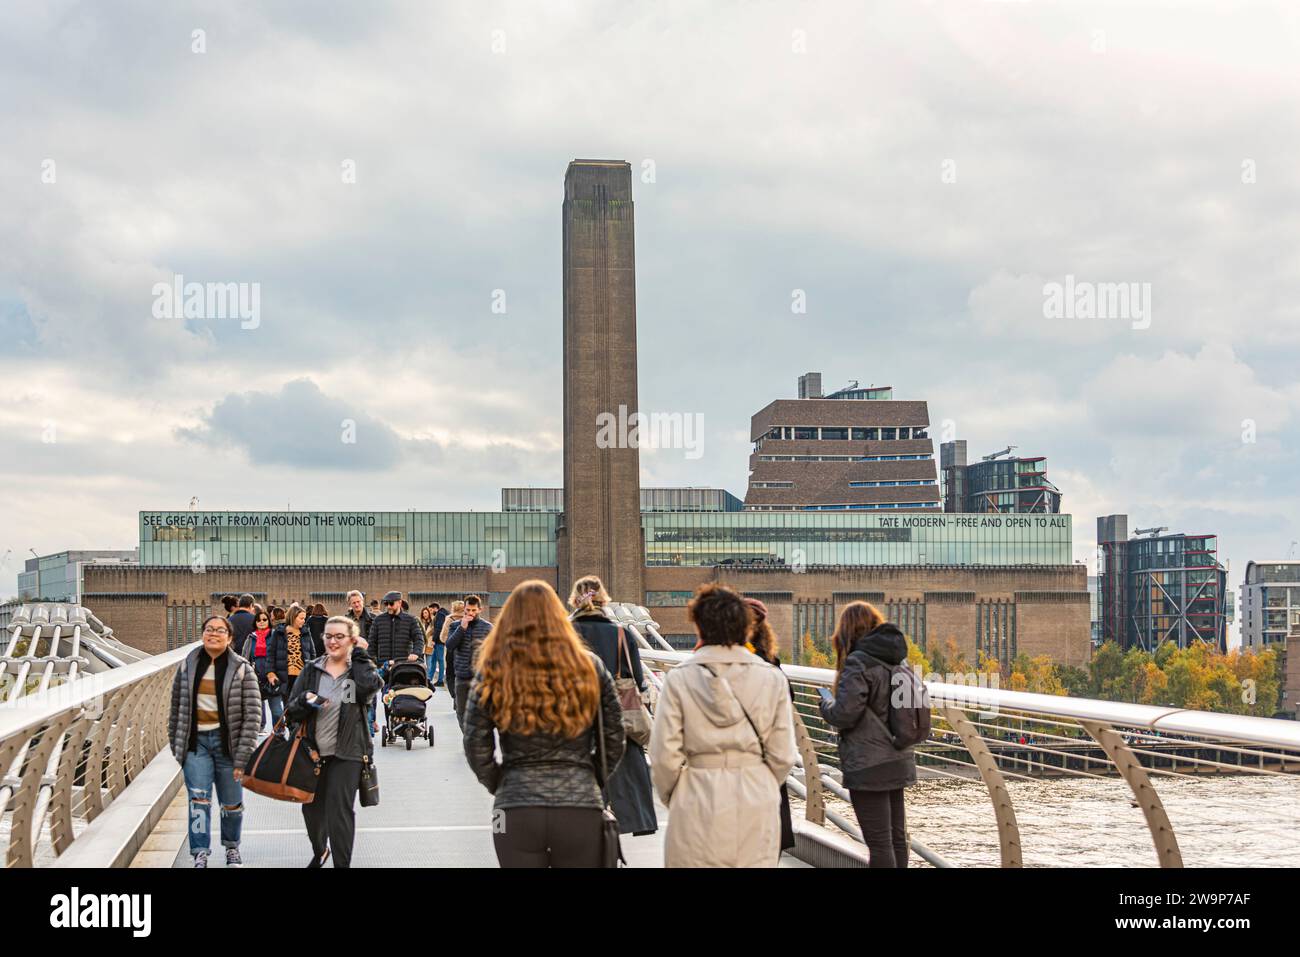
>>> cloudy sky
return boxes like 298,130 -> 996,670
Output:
3,1 -> 1298,643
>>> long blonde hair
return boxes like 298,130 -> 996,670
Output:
476,580 -> 599,737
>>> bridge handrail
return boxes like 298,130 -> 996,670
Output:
640,650 -> 1300,751
632,644 -> 1300,868
0,640 -> 195,867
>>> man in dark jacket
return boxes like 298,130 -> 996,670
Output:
227,593 -> 257,655
367,590 -> 424,668
446,594 -> 492,728
431,602 -> 448,643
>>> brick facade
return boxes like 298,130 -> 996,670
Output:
83,561 -> 1088,666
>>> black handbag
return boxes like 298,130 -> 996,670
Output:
594,698 -> 625,868
357,701 -> 380,807
242,719 -> 321,803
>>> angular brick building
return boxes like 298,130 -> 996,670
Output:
745,375 -> 941,512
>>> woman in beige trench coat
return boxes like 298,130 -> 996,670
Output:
649,584 -> 797,867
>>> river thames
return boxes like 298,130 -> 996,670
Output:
822,774 -> 1300,867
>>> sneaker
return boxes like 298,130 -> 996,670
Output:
225,847 -> 243,868
193,850 -> 210,869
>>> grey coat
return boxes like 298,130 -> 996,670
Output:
818,624 -> 917,792
168,647 -> 263,768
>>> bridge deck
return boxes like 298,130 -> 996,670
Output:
169,686 -> 790,868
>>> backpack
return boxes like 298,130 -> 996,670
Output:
852,651 -> 932,749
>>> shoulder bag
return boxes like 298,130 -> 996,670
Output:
356,679 -> 380,807
242,717 -> 321,804
614,628 -> 652,748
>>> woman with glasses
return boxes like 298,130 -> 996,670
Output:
284,616 -> 381,868
167,615 -> 262,868
241,607 -> 282,729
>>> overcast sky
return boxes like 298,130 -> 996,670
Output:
3,1 -> 1299,644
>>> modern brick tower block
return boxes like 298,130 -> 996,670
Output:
558,159 -> 645,603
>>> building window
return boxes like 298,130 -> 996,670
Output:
793,427 -> 818,440
821,428 -> 848,441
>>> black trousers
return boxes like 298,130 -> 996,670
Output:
454,680 -> 470,729
850,788 -> 908,868
302,757 -> 362,868
492,806 -> 604,868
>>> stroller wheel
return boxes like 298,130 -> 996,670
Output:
404,728 -> 414,751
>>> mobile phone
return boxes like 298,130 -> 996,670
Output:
306,693 -> 328,709
817,687 -> 832,703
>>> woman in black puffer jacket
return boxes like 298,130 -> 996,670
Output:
818,601 -> 917,868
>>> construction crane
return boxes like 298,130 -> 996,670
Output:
982,446 -> 1018,461
1134,526 -> 1168,538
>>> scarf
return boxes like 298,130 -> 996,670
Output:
253,628 -> 270,657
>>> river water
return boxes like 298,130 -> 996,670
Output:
821,774 -> 1300,867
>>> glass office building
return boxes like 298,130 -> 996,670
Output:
17,550 -> 138,601
139,509 -> 1071,569
642,512 -> 1072,567
139,511 -> 558,567
1097,519 -> 1227,651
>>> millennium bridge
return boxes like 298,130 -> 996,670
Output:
2,602 -> 1298,868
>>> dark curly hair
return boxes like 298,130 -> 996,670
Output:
688,583 -> 750,647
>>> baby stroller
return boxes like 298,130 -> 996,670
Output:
381,660 -> 435,750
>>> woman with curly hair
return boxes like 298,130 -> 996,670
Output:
463,579 -> 625,868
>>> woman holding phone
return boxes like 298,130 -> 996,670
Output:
817,601 -> 917,868
284,615 -> 381,868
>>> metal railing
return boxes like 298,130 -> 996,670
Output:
0,607 -> 191,867
607,603 -> 1300,868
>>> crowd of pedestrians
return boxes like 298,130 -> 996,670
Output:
171,583 -> 919,869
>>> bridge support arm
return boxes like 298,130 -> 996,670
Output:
1079,720 -> 1182,868
942,707 -> 1022,868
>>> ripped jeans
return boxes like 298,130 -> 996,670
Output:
182,729 -> 244,856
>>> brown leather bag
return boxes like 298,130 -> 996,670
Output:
242,719 -> 321,803
614,628 -> 652,748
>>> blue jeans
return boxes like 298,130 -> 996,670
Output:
264,693 -> 285,729
182,729 -> 243,855
428,645 -> 445,683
